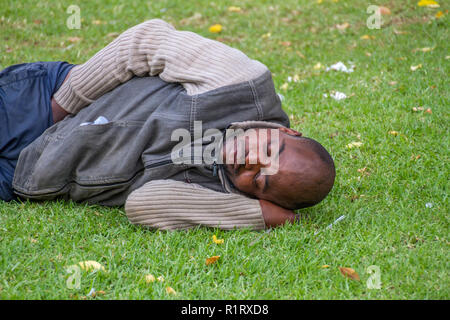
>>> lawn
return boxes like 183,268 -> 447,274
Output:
0,0 -> 448,299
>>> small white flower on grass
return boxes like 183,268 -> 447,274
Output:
326,61 -> 354,73
425,203 -> 433,208
330,91 -> 347,100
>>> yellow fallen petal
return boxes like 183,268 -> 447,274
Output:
280,83 -> 289,91
313,62 -> 322,70
317,0 -> 323,4
410,64 -> 422,71
228,6 -> 242,12
346,141 -> 363,149
78,260 -> 106,272
413,47 -> 434,52
212,235 -> 224,244
389,131 -> 399,136
157,275 -> 165,282
417,0 -> 439,8
360,34 -> 375,40
166,286 -> 177,295
145,274 -> 156,283
322,265 -> 330,268
435,11 -> 444,18
209,24 -> 222,33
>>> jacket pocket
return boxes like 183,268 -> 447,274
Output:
13,120 -> 146,199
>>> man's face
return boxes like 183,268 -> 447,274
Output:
221,127 -> 305,207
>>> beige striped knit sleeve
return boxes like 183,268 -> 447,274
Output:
54,19 -> 268,114
125,180 -> 266,231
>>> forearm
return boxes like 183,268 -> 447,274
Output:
54,19 -> 267,114
51,70 -> 72,123
124,180 -> 299,231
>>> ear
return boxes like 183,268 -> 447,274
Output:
279,127 -> 302,137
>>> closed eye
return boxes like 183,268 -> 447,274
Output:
253,170 -> 260,188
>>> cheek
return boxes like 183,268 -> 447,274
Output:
231,173 -> 255,194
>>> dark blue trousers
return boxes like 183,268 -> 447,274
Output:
0,61 -> 74,201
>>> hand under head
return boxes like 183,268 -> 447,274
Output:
221,127 -> 336,210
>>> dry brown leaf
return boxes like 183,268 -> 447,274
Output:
68,37 -> 82,43
180,13 -> 202,25
357,167 -> 370,176
145,274 -> 156,283
394,29 -> 408,35
296,51 -> 306,59
107,32 -> 120,38
379,6 -> 391,15
339,267 -> 360,281
166,286 -> 177,295
205,255 -> 220,265
91,290 -> 106,297
78,260 -> 106,272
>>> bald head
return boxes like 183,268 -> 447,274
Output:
279,136 -> 336,209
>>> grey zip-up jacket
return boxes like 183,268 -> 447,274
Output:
12,20 -> 290,230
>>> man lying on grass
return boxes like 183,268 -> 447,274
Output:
0,19 -> 335,230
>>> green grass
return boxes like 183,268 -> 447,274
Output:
0,0 -> 448,299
